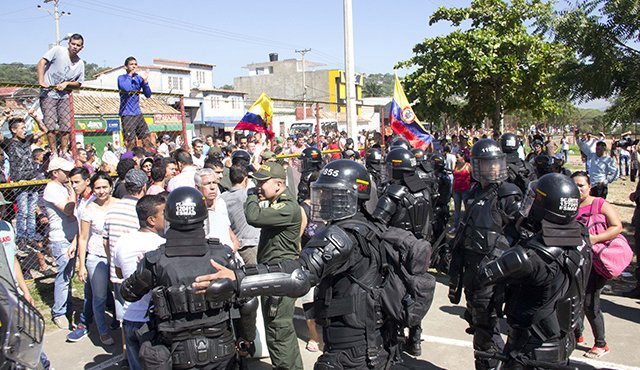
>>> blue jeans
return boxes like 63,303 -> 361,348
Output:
620,155 -> 630,176
15,190 -> 38,241
123,320 -> 145,370
50,239 -> 74,318
453,189 -> 470,228
85,254 -> 110,335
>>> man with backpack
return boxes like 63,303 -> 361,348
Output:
372,147 -> 435,356
448,139 -> 522,370
500,132 -> 536,193
475,173 -> 591,369
193,160 -> 435,369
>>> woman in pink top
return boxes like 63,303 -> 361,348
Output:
571,171 -> 622,358
451,151 -> 472,233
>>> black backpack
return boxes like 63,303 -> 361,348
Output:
336,219 -> 436,328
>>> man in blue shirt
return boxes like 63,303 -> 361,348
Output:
588,141 -> 619,199
118,57 -> 153,152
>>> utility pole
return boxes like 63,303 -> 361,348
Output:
37,0 -> 71,46
295,48 -> 311,119
343,0 -> 358,144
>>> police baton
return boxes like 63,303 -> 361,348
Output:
474,350 -> 578,370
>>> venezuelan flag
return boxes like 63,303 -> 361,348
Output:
389,76 -> 433,150
235,92 -> 275,138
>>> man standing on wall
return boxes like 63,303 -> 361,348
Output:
37,34 -> 85,157
118,56 -> 154,152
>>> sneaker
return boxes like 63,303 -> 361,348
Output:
584,345 -> 610,358
576,336 -> 586,345
66,324 -> 89,342
52,315 -> 70,330
306,339 -> 319,352
100,333 -> 114,346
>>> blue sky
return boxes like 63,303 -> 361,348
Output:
1,0 -> 468,84
1,0 -> 607,109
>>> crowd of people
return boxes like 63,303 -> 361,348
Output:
0,33 -> 638,370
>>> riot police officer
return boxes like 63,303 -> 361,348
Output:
297,147 -> 323,203
121,187 -> 257,370
387,136 -> 411,152
372,147 -> 433,356
476,173 -> 591,369
533,154 -> 554,178
365,147 -> 385,196
430,153 -> 452,242
500,132 -> 536,193
194,160 -> 424,369
448,139 -> 522,370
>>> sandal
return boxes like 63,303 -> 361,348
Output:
584,345 -> 609,358
306,339 -> 319,352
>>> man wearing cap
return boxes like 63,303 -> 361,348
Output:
158,134 -> 171,158
42,157 -> 78,329
260,149 -> 276,164
244,162 -> 303,370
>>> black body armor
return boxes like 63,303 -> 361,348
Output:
121,233 -> 256,370
505,153 -> 536,194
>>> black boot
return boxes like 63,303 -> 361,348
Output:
405,326 -> 422,356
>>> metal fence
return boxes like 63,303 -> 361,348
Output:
0,83 -> 187,280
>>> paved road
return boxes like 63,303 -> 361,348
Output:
44,276 -> 640,369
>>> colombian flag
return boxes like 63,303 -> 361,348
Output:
235,92 -> 275,138
389,76 -> 433,150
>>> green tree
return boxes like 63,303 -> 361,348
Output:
554,0 -> 640,126
363,73 -> 394,97
218,84 -> 234,90
0,62 -> 109,84
84,63 -> 109,80
397,0 -> 572,131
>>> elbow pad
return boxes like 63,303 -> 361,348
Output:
477,245 -> 531,286
300,225 -> 354,280
121,268 -> 154,302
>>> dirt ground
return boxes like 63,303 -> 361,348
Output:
565,154 -> 638,295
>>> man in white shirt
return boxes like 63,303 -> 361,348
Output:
158,134 -> 171,157
113,194 -> 166,370
167,149 -> 198,191
195,168 -> 239,251
42,157 -> 77,329
191,138 -> 205,168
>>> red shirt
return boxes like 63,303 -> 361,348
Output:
453,163 -> 472,193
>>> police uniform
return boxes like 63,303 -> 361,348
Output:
244,163 -> 304,370
121,187 -> 257,370
205,160 -> 420,369
477,173 -> 591,369
501,133 -> 537,194
448,139 -> 522,370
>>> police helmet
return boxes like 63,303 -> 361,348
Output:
534,154 -> 553,176
470,139 -> 507,183
365,148 -> 383,166
310,160 -> 371,221
231,150 -> 251,165
430,153 -> 445,171
299,147 -> 323,172
519,173 -> 579,225
388,136 -> 411,151
165,187 -> 208,229
385,148 -> 416,180
499,133 -> 519,154
411,148 -> 428,163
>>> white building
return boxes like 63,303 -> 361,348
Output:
84,58 -> 246,138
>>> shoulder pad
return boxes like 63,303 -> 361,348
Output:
306,224 -> 355,248
498,182 -> 522,198
385,184 -> 408,201
146,248 -> 163,264
526,237 -> 563,263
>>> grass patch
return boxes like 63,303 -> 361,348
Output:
27,274 -> 86,331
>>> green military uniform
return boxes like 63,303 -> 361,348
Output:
245,187 -> 303,370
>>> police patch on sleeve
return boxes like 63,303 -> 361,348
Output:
271,202 -> 286,210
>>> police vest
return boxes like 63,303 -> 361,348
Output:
147,241 -> 238,339
462,183 -> 518,254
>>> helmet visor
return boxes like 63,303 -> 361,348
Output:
519,180 -> 538,218
471,156 -> 507,183
311,182 -> 358,222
